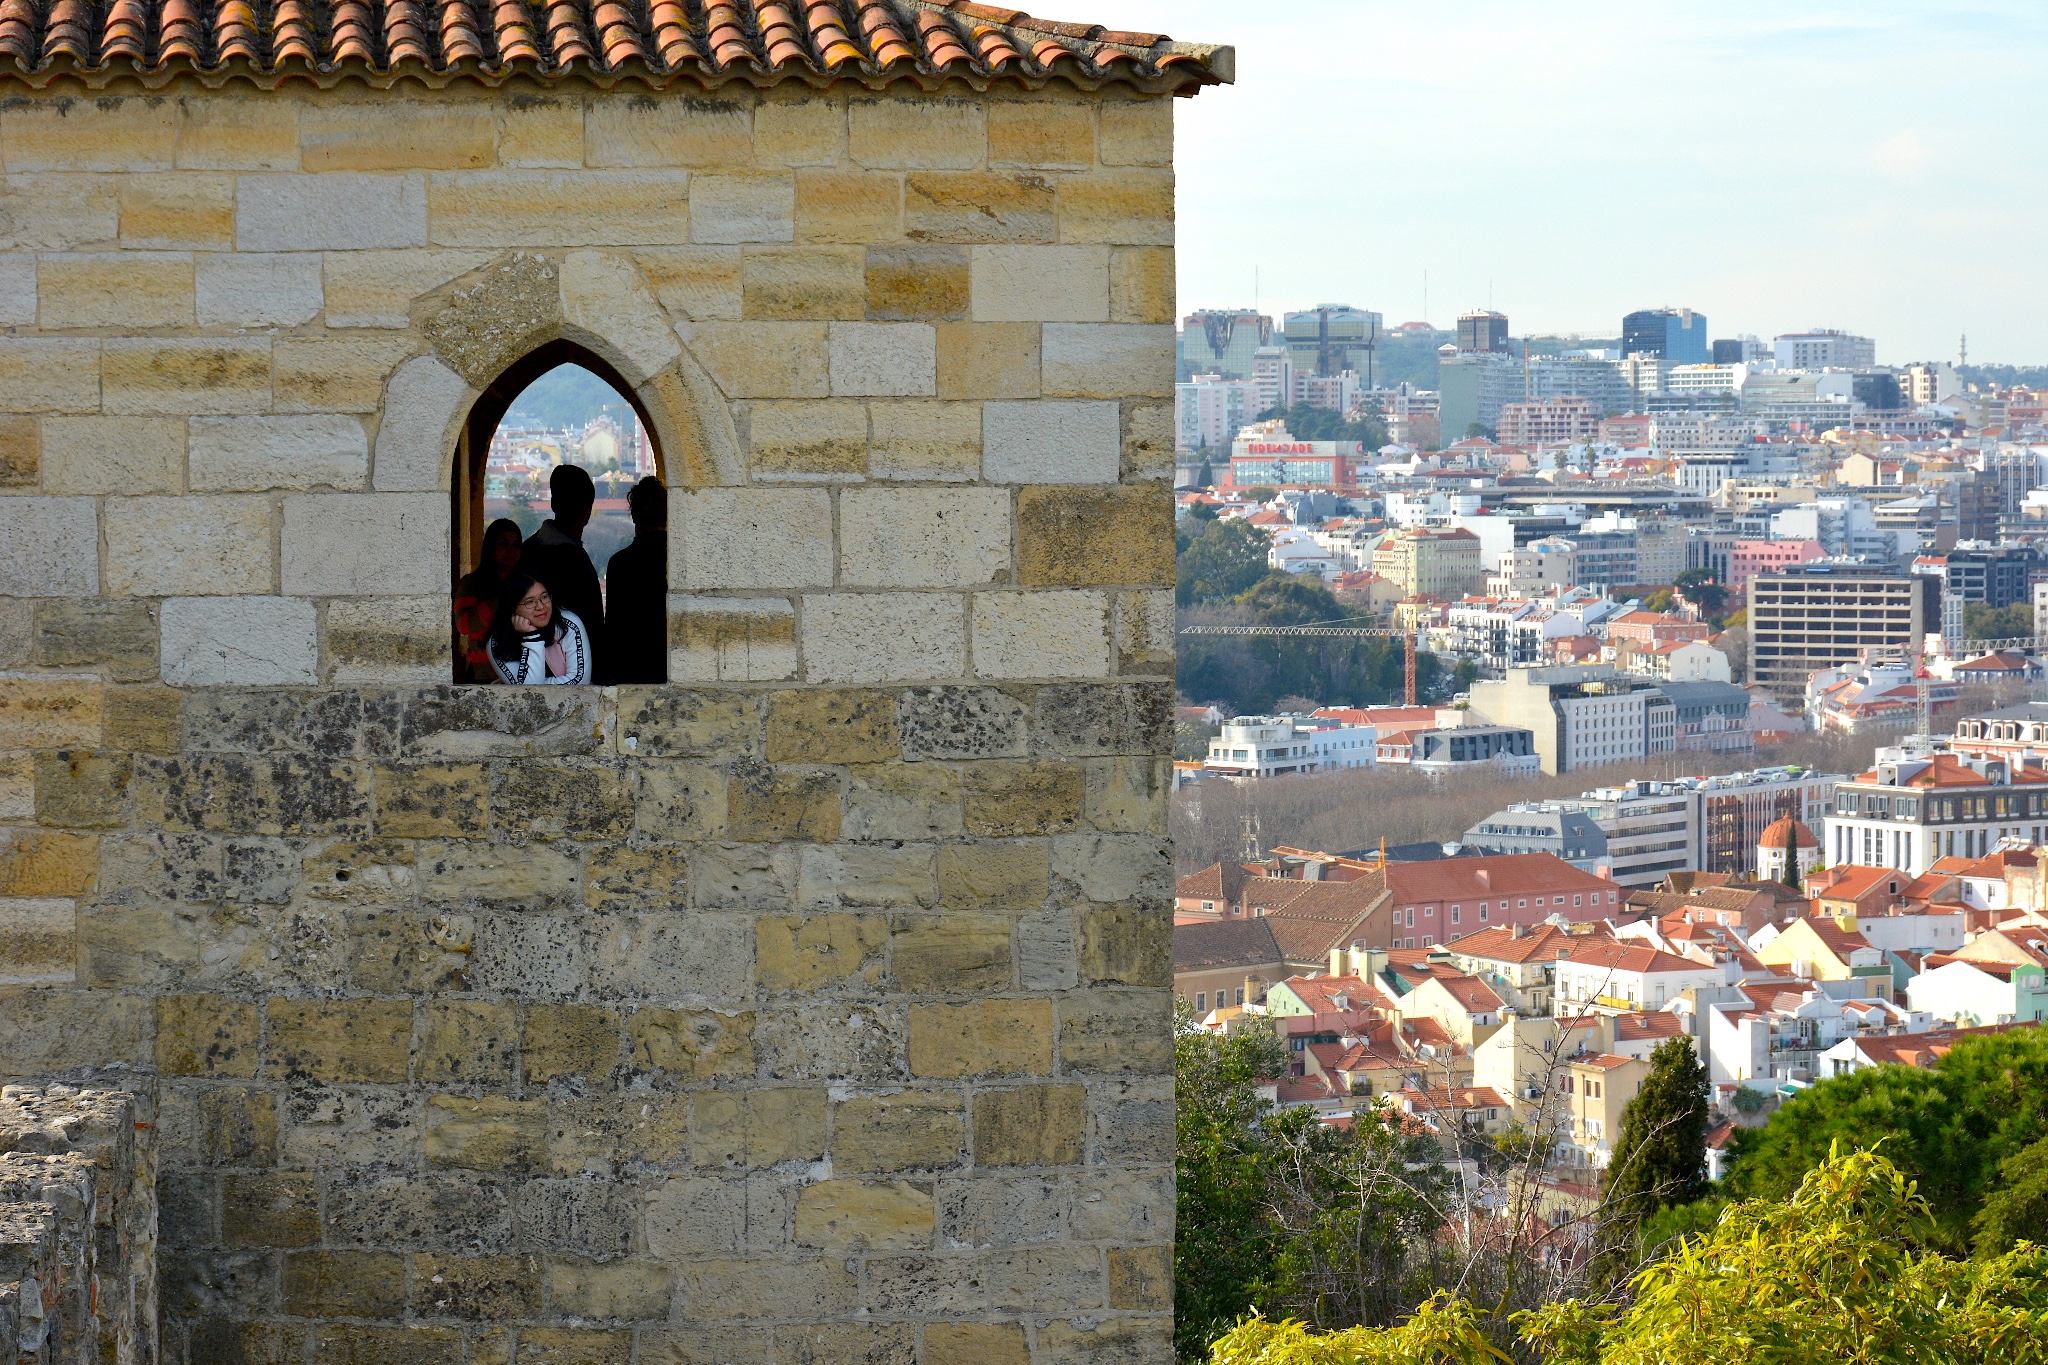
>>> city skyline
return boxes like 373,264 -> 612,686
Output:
1087,0 -> 2046,363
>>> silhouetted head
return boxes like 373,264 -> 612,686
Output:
480,518 -> 523,580
629,476 -> 667,531
550,464 -> 596,535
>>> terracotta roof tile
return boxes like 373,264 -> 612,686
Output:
1172,917 -> 1282,971
1443,922 -> 1581,964
0,0 -> 1228,89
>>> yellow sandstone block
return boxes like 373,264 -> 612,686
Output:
38,253 -> 195,329
119,173 -> 234,249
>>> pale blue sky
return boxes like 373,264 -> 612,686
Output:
1084,0 -> 2046,364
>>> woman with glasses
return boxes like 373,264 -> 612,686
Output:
486,572 -> 592,685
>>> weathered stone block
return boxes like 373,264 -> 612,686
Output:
688,1087 -> 827,1170
970,245 -> 1109,322
935,841 -> 1049,914
1098,96 -> 1173,166
302,102 -> 496,171
961,760 -> 1083,837
558,249 -> 683,385
38,249 -> 193,327
283,1250 -> 406,1317
417,999 -> 517,1084
764,689 -> 899,764
275,334 -> 420,414
1079,904 -> 1172,987
2,96 -> 175,170
642,1172 -> 788,1258
908,999 -> 1051,1078
0,338 -> 101,413
982,401 -> 1120,484
988,97 -> 1095,166
675,1257 -> 857,1323
408,1252 -> 541,1320
631,245 -> 742,320
745,399 -> 866,480
889,913 -> 1011,993
800,594 -> 965,685
631,763 -> 729,841
1110,246 -> 1175,324
238,173 -> 427,250
753,94 -> 842,166
282,492 -> 447,595
1058,169 -> 1175,245
546,1257 -> 674,1321
425,1095 -> 549,1174
923,1322 -> 1029,1365
327,597 -> 448,683
33,599 -> 158,681
1123,397 -> 1175,480
628,1007 -> 753,1082
0,413 -> 35,486
903,171 -> 1053,243
268,996 -> 412,1082
726,762 -> 840,842
666,597 -> 798,683
830,1091 -> 963,1173
0,896 -> 75,984
189,414 -> 368,491
31,748 -> 130,827
0,175 -> 116,253
755,912 -> 887,992
0,675 -> 103,748
0,499 -> 98,596
588,95 -> 752,166
828,321 -> 935,396
793,1180 -> 931,1251
0,985 -> 150,1070
1084,756 -> 1170,835
741,244 -> 865,320
973,1086 -> 1085,1168
491,763 -> 634,841
842,763 -> 963,841
159,598 -> 319,687
173,98 -> 299,171
429,170 -> 692,247
101,337 -> 271,415
862,1252 -> 989,1315
223,1172 -> 321,1247
752,1001 -> 906,1083
105,495 -> 274,597
323,248 -> 495,329
523,1003 -> 620,1085
795,168 -> 901,243
864,244 -> 967,320
1017,486 -> 1175,585
691,174 -> 794,243
672,488 -> 832,592
195,252 -> 324,326
848,97 -> 983,168
312,1325 -> 464,1365
839,486 -> 1009,588
868,399 -> 982,479
1041,323 -> 1174,399
971,591 -> 1112,680
1031,681 -> 1173,757
41,415 -> 183,496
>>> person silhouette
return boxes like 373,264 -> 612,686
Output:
521,464 -> 606,683
453,517 -> 523,683
605,476 -> 668,684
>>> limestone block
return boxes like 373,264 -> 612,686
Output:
189,415 -> 368,491
838,486 -> 1009,588
0,752 -> 29,817
0,675 -> 102,748
863,244 -> 968,323
120,172 -> 234,249
793,1181 -> 932,1251
38,251 -> 195,328
972,1085 -> 1085,1167
31,748 -> 130,829
173,98 -> 300,171
102,495 -> 270,597
500,96 -> 584,168
1110,247 -> 1175,324
0,339 -> 101,413
863,1253 -> 989,1316
273,335 -> 419,413
558,250 -> 683,386
988,97 -> 1096,168
326,597 -> 448,683
0,414 -> 32,487
753,94 -> 843,167
1056,170 -> 1175,246
323,249 -> 496,329
0,175 -> 118,252
0,897 -> 76,984
41,416 -> 184,495
908,1000 -> 1053,1078
428,170 -> 692,247
740,245 -> 865,321
1031,681 -> 1172,759
1037,1318 -> 1171,1365
935,841 -> 1049,914
667,596 -> 798,682
795,169 -> 902,243
970,245 -> 1110,323
972,591 -> 1111,680
800,593 -> 964,684
300,102 -> 496,172
828,322 -> 935,397
841,763 -> 961,841
678,320 -> 828,399
0,254 -> 31,330
674,1256 -> 858,1322
1057,988 -> 1171,1075
268,995 -> 412,1081
982,400 -> 1120,484
1099,97 -> 1174,167
282,493 -> 446,595
1123,397 -> 1175,481
0,986 -> 148,1070
829,1091 -> 964,1173
402,1251 -> 535,1316
1017,486 -> 1174,587
934,321 -> 1040,401
936,1174 -> 1068,1249
691,175 -> 795,244
1110,1245 -> 1172,1310
688,1087 -> 827,1168
587,94 -> 753,167
421,252 -> 562,387
904,171 -> 1055,244
373,355 -> 474,492
1113,588 -> 1175,675
631,246 -> 742,321
867,400 -> 980,480
152,598 -> 311,688
745,399 -> 867,480
424,1095 -> 548,1174
194,253 -> 324,327
848,95 -> 984,167
896,687 -> 1028,761
1,97 -> 175,171
924,1322 -> 1030,1365
1042,324 -> 1174,399
237,173 -> 428,251
673,487 -> 832,590
102,338 -> 271,415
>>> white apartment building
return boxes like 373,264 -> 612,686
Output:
1577,780 -> 1700,888
1203,716 -> 1377,780
1773,329 -> 1877,370
1553,940 -> 1723,1017
1176,374 -> 1262,452
1497,396 -> 1600,445
1664,363 -> 1748,395
1468,665 -> 1677,776
1824,749 -> 2048,874
1488,540 -> 1577,597
1251,345 -> 1293,415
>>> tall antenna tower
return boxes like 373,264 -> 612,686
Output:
1959,333 -> 1968,369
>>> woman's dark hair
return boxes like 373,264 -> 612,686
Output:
479,518 -> 523,574
489,571 -> 563,661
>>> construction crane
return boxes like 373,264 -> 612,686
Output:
1176,621 -> 1421,707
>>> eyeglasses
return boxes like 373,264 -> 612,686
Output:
518,588 -> 551,610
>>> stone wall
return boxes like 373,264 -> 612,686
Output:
0,1083 -> 158,1365
0,80 -> 1177,1362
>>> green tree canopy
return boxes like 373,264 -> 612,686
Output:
1179,518 -> 1272,607
1597,1035 -> 1709,1284
1259,401 -> 1390,449
1178,573 -> 1447,713
1962,600 -> 2034,644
